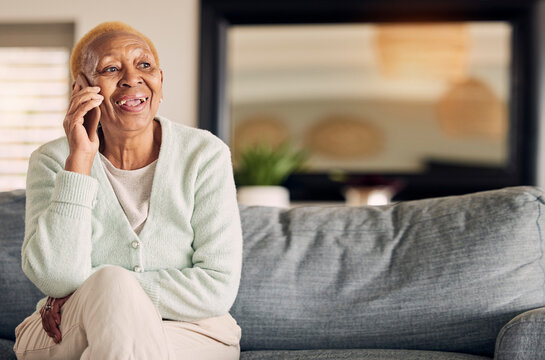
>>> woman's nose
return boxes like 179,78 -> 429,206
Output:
119,68 -> 143,87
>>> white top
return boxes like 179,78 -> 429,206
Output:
99,153 -> 157,234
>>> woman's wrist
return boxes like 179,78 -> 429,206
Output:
65,153 -> 95,175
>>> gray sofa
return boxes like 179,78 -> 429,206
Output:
1,187 -> 545,359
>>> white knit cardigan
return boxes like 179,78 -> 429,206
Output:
22,116 -> 243,321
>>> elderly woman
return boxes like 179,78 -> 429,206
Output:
13,22 -> 242,359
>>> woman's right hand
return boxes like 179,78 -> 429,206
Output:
63,73 -> 103,175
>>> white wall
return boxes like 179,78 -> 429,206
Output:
0,0 -> 200,127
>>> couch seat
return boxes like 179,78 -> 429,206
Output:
240,349 -> 491,360
0,339 -> 16,360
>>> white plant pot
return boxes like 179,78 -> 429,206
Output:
344,186 -> 395,206
237,186 -> 290,208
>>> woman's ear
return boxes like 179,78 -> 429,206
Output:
159,69 -> 164,102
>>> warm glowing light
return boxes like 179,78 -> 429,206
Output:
376,24 -> 469,81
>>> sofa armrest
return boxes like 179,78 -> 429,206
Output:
494,306 -> 545,360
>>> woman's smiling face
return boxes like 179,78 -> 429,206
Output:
82,31 -> 163,133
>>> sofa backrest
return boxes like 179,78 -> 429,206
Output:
1,187 -> 544,356
231,186 -> 545,357
0,190 -> 43,341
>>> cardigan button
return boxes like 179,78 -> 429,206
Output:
131,240 -> 140,249
134,266 -> 143,273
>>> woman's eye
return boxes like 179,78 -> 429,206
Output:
104,66 -> 117,73
139,62 -> 151,69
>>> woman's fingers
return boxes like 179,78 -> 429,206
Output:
71,99 -> 104,126
51,294 -> 69,326
46,314 -> 61,343
40,305 -> 60,343
40,308 -> 50,333
84,105 -> 102,140
66,88 -> 103,116
68,88 -> 102,110
52,307 -> 61,326
64,98 -> 103,134
64,90 -> 102,138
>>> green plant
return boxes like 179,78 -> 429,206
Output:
235,142 -> 308,186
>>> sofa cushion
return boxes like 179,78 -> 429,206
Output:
0,339 -> 16,360
232,186 -> 545,357
0,190 -> 43,341
494,306 -> 545,360
240,349 -> 491,360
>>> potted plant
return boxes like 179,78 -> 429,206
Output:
235,142 -> 307,207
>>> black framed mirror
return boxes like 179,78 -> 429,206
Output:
199,0 -> 539,201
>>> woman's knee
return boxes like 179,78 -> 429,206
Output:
72,266 -> 148,311
85,266 -> 140,292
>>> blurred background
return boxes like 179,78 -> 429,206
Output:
2,0 -> 545,206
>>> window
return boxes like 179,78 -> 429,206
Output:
0,23 -> 74,191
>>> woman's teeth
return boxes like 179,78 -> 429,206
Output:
117,97 -> 148,106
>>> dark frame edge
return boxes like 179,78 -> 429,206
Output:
198,0 -> 541,201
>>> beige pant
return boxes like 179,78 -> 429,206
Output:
13,266 -> 241,360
